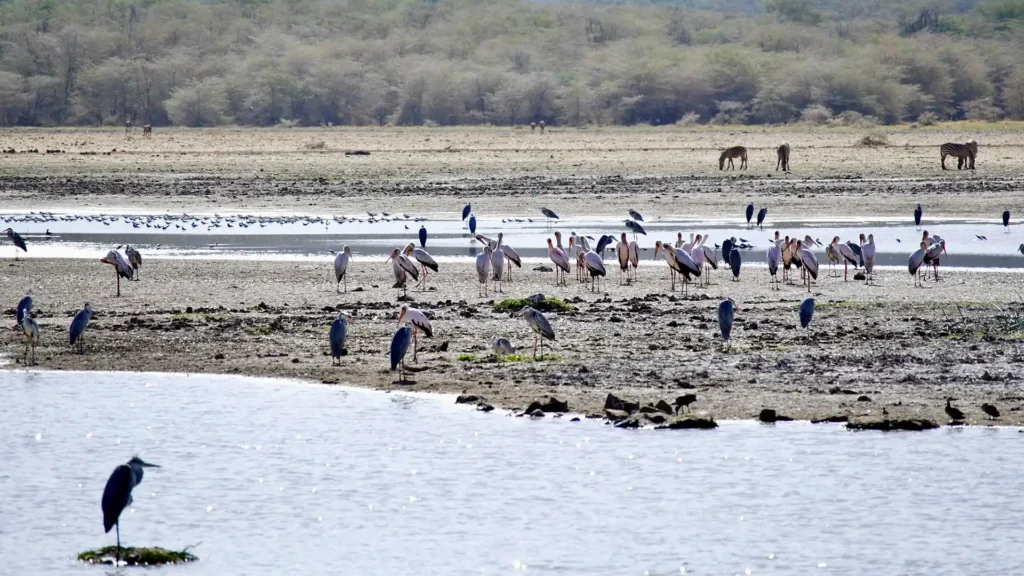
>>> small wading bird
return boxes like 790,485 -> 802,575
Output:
70,303 -> 93,353
102,456 -> 160,564
390,324 -> 414,382
124,245 -> 142,280
520,306 -> 555,359
20,313 -> 39,365
476,246 -> 492,296
799,298 -> 815,329
331,246 -> 352,293
491,335 -> 515,361
397,304 -> 432,362
329,311 -> 349,364
386,247 -> 419,298
4,227 -> 27,260
404,243 -> 438,289
718,299 -> 735,347
101,250 -> 133,297
909,242 -> 928,287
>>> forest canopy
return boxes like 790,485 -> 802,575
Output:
2,0 -> 1024,127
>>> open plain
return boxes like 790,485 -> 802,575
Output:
3,125 -> 1024,426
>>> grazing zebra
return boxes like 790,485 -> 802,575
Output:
142,125 -> 152,138
776,143 -> 790,172
125,120 -> 132,134
539,120 -> 546,133
940,140 -> 977,170
719,146 -> 747,170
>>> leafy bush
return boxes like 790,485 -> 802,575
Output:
916,111 -> 939,126
801,105 -> 832,125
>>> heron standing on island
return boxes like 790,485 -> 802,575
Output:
102,456 -> 160,564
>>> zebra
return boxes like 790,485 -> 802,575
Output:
539,120 -> 546,133
719,146 -> 747,170
143,125 -> 152,138
776,143 -> 790,172
940,140 -> 976,170
125,120 -> 132,134
530,122 -> 536,132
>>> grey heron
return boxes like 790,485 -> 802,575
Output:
20,313 -> 39,365
329,311 -> 349,364
914,204 -> 922,229
124,245 -> 142,280
70,302 -> 93,353
799,298 -> 815,329
419,225 -> 428,247
331,246 -> 352,293
583,250 -> 607,292
398,304 -> 433,362
982,403 -> 1000,420
756,207 -> 767,230
625,219 -> 646,242
944,398 -> 965,422
4,228 -> 27,260
909,242 -> 927,287
595,234 -> 615,259
628,209 -> 644,222
102,456 -> 160,563
541,207 -> 559,227
390,324 -> 414,381
722,238 -> 735,268
101,250 -> 133,297
767,242 -> 781,289
462,204 -> 472,221
492,336 -> 515,361
404,243 -> 439,289
476,246 -> 491,296
718,299 -> 735,346
745,203 -> 754,228
546,239 -> 569,286
519,306 -> 555,359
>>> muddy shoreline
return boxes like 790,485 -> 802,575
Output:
4,257 -> 1022,427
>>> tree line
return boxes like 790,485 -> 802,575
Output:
2,0 -> 1024,128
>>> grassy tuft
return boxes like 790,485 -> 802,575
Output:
78,546 -> 198,566
458,353 -> 561,363
493,297 -> 575,314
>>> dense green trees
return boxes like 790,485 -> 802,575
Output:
1,0 -> 1024,127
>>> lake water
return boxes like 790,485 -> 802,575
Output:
1,370 -> 1023,575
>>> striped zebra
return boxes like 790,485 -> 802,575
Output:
940,140 -> 977,170
719,146 -> 747,170
776,143 -> 790,172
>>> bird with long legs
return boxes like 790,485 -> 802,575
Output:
386,247 -> 419,298
616,233 -> 631,285
799,298 -> 815,329
831,237 -> 859,281
69,303 -> 93,353
124,245 -> 142,280
101,249 -> 133,297
718,299 -> 735,348
16,291 -> 32,327
909,242 -> 928,287
745,203 -> 754,228
404,243 -> 438,289
397,304 -> 433,362
496,233 -> 522,281
797,240 -> 818,293
3,228 -> 27,260
490,240 -> 505,293
583,249 -> 607,292
331,246 -> 352,293
767,242 -> 781,290
390,324 -> 414,382
654,241 -> 682,291
476,246 -> 492,296
329,311 -> 350,364
756,207 -> 768,230
546,238 -> 569,286
541,207 -> 559,228
729,249 -> 742,282
20,313 -> 39,365
825,239 -> 839,278
519,306 -> 555,359
925,239 -> 946,281
914,204 -> 923,229
102,456 -> 160,565
861,233 -> 877,285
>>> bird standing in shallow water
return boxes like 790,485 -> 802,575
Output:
102,456 -> 160,564
914,204 -> 922,229
3,228 -> 27,260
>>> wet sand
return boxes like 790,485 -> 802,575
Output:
4,257 -> 1023,426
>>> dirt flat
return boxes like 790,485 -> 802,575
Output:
2,126 -> 1023,428
3,257 -> 1022,426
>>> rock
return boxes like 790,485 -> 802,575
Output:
570,417 -> 580,422
658,417 -> 719,430
811,415 -> 849,424
437,341 -> 449,352
846,419 -> 939,431
604,409 -> 630,422
214,353 -> 224,360
654,399 -> 675,414
455,394 -> 485,405
78,547 -> 197,566
527,408 -> 545,418
533,265 -> 553,272
646,413 -> 668,425
525,396 -> 569,414
758,409 -> 793,423
476,402 -> 494,412
526,293 -> 546,305
639,404 -> 662,414
604,393 -> 637,413
614,416 -> 644,429
857,395 -> 872,402
853,272 -> 867,281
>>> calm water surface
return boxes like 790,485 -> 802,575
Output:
1,370 -> 1023,575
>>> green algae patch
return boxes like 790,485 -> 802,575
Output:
78,546 -> 198,566
493,297 -> 575,314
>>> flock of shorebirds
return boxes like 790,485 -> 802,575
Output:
4,201 -> 1019,416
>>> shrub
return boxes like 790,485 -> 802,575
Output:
801,105 -> 832,125
676,112 -> 701,126
916,111 -> 939,126
858,132 -> 889,147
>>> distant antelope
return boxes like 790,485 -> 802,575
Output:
776,143 -> 790,172
719,146 -> 747,170
940,140 -> 977,170
125,120 -> 133,134
539,120 -> 546,134
142,125 -> 152,138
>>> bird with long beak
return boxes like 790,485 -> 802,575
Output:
909,241 -> 928,287
100,250 -> 133,297
861,233 -> 877,285
386,248 -> 419,298
616,233 -> 630,284
925,239 -> 946,281
397,304 -> 433,362
404,243 -> 439,289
